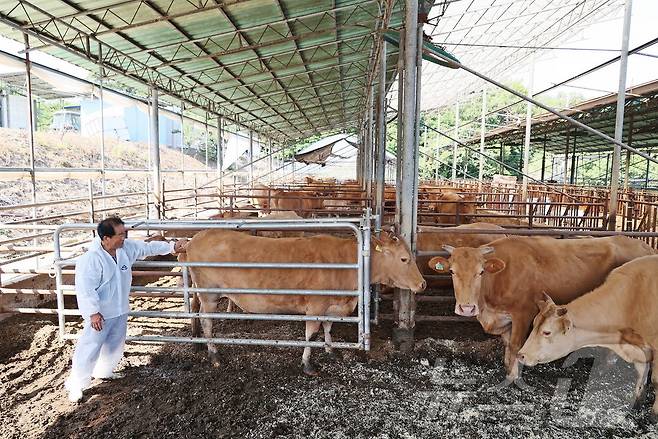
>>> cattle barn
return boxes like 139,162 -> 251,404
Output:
1,0 -> 658,437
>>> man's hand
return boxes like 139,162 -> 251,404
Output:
90,313 -> 104,331
173,239 -> 188,253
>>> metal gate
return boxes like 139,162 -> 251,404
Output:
52,215 -> 372,352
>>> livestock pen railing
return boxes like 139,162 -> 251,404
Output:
48,217 -> 374,352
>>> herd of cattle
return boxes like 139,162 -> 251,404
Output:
147,180 -> 658,414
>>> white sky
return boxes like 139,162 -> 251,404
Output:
506,0 -> 658,100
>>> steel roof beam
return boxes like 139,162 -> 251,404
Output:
239,82 -> 365,116
228,72 -> 368,105
205,0 -> 317,133
177,58 -> 372,94
178,34 -> 386,83
153,20 -> 377,69
139,0 -> 303,136
0,1 -> 291,139
273,0 -> 329,128
243,95 -> 365,123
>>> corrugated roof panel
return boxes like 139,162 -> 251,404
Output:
0,0 -> 403,141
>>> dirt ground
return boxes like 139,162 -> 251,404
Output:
2,284 -> 658,438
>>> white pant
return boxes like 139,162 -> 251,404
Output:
65,314 -> 128,392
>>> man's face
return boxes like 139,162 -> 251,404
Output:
102,224 -> 128,251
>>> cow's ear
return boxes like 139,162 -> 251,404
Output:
428,256 -> 450,274
484,257 -> 506,274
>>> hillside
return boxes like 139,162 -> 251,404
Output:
0,127 -> 211,210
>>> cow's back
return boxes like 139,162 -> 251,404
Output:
185,230 -> 358,314
483,236 -> 654,308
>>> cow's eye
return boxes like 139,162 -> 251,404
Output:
542,330 -> 552,337
478,269 -> 484,276
449,269 -> 454,274
401,257 -> 409,263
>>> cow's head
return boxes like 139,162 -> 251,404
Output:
371,232 -> 426,293
518,294 -> 576,366
427,245 -> 505,316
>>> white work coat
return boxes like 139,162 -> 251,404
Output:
75,237 -> 175,320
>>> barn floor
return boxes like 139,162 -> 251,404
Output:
1,287 -> 658,439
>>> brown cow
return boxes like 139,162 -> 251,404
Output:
428,235 -> 654,383
184,230 -> 426,374
518,256 -> 658,413
418,189 -> 478,225
251,183 -> 273,214
270,189 -> 324,218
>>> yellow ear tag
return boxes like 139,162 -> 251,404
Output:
375,245 -> 382,252
435,263 -> 444,271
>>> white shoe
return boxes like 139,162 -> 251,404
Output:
93,372 -> 124,380
68,387 -> 83,403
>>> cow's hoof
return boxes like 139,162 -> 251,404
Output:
303,363 -> 320,376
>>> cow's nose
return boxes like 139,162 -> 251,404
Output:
518,353 -> 526,364
456,304 -> 478,316
419,280 -> 427,291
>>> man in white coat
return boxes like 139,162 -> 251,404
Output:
65,216 -> 187,402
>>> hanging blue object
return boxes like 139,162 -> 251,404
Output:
382,29 -> 460,69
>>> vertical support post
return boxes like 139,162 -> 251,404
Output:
366,85 -> 375,202
180,100 -> 185,175
161,180 -> 166,219
204,112 -> 209,170
645,149 -> 651,189
150,87 -> 161,219
540,135 -> 547,181
452,99 -> 459,180
193,174 -> 198,219
521,60 -> 534,202
435,108 -> 440,183
563,130 -> 571,184
394,0 -> 420,352
374,40 -> 387,232
357,128 -> 364,187
479,87 -> 487,190
24,34 -> 37,223
217,116 -> 224,196
395,30 -> 405,223
623,116 -> 634,190
570,130 -> 577,184
98,44 -> 107,218
144,177 -> 150,220
607,0 -> 633,230
249,130 -> 254,185
88,179 -> 95,224
268,139 -> 273,185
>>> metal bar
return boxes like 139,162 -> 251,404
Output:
452,99 -> 459,180
394,1 -> 419,350
124,336 -> 361,350
478,87 -> 486,189
150,87 -> 161,220
374,40 -> 387,232
132,286 -> 359,296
